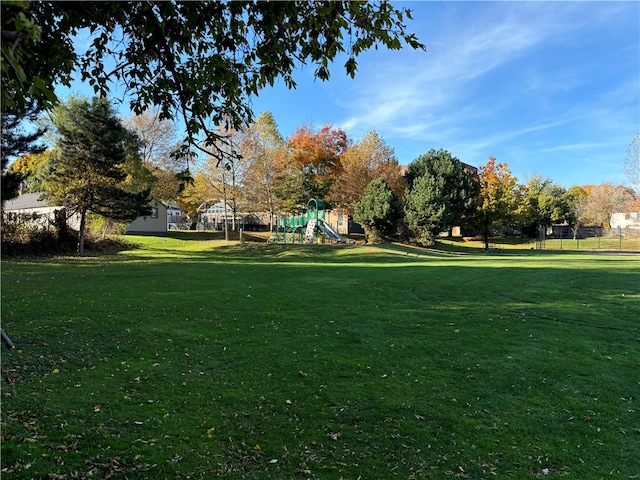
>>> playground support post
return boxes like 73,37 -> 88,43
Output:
1,329 -> 15,349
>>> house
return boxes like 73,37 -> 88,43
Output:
324,209 -> 364,235
2,192 -> 81,230
4,193 -> 178,235
610,212 -> 640,230
126,200 -> 179,235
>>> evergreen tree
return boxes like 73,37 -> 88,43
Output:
404,149 -> 478,245
353,178 -> 402,243
404,174 -> 446,246
46,97 -> 151,255
1,102 -> 47,203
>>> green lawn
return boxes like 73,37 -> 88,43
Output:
2,235 -> 639,479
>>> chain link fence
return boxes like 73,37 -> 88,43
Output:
536,225 -> 640,251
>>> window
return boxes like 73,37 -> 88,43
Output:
150,207 -> 158,219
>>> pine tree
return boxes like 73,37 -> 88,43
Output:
404,149 -> 478,246
46,97 -> 151,255
353,178 -> 402,243
1,102 -> 47,203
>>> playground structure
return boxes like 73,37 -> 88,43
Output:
269,199 -> 355,244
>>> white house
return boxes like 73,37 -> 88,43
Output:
610,212 -> 640,230
126,200 -> 179,235
4,193 -> 178,235
2,192 -> 81,230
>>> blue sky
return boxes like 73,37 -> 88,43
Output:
248,1 -> 639,188
59,1 -> 639,189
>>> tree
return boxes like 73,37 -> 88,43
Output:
624,132 -> 640,194
45,96 -> 152,255
475,156 -> 519,250
272,162 -> 308,215
122,109 -> 181,170
353,178 -> 402,243
330,130 -> 405,216
517,175 -> 570,236
576,183 -> 636,227
237,111 -> 289,226
403,149 -> 478,245
176,170 -> 211,225
122,109 -> 184,202
2,1 -> 424,161
288,124 -> 348,204
198,153 -> 246,234
7,150 -> 53,193
1,102 -> 47,203
565,185 -> 588,235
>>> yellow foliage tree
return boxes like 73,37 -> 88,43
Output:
330,130 -> 405,216
476,156 -> 519,250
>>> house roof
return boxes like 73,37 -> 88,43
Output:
3,192 -> 55,211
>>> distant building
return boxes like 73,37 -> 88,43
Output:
4,193 -> 177,235
610,212 -> 640,230
126,200 -> 177,235
2,192 -> 81,230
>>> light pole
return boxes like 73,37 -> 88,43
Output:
222,166 -> 229,241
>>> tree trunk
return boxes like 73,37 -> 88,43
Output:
77,208 -> 87,256
483,221 -> 490,251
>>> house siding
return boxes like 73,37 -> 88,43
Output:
126,201 -> 169,234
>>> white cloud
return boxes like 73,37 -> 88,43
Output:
334,1 -> 640,150
336,3 -> 584,137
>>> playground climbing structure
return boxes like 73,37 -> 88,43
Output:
268,199 -> 355,244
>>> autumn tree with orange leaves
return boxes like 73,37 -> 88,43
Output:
287,124 -> 348,206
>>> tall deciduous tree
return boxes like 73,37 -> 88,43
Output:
237,111 -> 289,226
624,132 -> 640,194
404,149 -> 478,245
45,96 -> 151,255
198,153 -> 246,233
353,178 -> 402,243
476,156 -> 518,250
122,109 -> 181,171
286,124 -> 348,206
564,185 -> 588,234
176,171 -> 211,225
1,1 -> 424,161
576,183 -> 636,227
122,109 -> 184,202
330,130 -> 405,215
517,175 -> 571,236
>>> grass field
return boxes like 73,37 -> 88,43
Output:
1,234 -> 639,479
